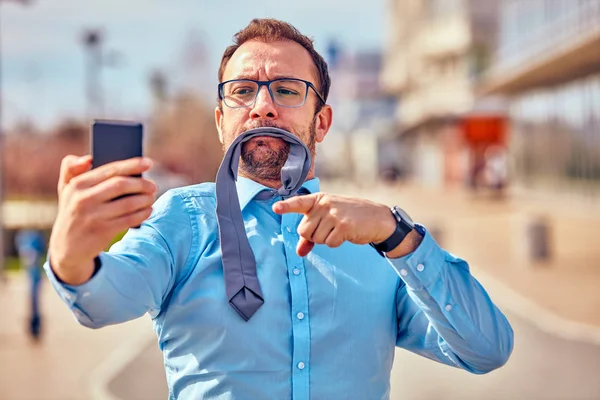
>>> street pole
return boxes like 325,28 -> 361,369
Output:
82,29 -> 104,121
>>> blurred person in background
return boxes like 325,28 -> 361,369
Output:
44,19 -> 513,399
484,145 -> 508,198
469,143 -> 487,191
15,228 -> 47,341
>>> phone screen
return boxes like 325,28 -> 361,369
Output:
91,120 -> 143,175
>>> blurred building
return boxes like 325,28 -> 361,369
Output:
322,47 -> 398,181
381,0 -> 503,188
480,0 -> 600,201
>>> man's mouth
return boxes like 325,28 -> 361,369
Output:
253,135 -> 279,144
246,135 -> 286,148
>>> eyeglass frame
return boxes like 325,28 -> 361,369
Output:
218,78 -> 327,109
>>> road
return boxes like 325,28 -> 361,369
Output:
110,311 -> 600,400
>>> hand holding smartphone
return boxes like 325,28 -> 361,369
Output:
47,121 -> 155,285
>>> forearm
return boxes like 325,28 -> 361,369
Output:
44,251 -> 162,328
393,225 -> 514,373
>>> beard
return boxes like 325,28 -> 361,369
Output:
241,138 -> 291,181
224,118 -> 316,182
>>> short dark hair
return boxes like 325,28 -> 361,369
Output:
218,18 -> 331,110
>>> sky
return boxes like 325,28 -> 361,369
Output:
1,0 -> 387,129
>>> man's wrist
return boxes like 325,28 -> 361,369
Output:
49,254 -> 99,286
374,205 -> 398,244
371,205 -> 417,257
385,229 -> 423,259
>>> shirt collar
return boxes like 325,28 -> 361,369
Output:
236,176 -> 321,211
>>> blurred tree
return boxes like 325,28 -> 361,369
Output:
4,120 -> 87,199
147,92 -> 222,184
5,99 -> 222,200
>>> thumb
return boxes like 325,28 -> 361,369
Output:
296,237 -> 315,257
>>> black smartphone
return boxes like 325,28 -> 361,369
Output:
91,120 -> 143,175
91,120 -> 145,228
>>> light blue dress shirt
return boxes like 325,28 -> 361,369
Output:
44,177 -> 514,400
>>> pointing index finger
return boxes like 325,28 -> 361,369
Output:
273,194 -> 317,215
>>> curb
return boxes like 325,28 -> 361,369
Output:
471,265 -> 600,346
88,328 -> 156,400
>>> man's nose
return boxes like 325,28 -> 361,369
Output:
250,85 -> 278,120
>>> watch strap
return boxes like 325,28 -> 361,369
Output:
370,207 -> 414,256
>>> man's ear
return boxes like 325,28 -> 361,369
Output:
215,106 -> 224,144
314,104 -> 333,143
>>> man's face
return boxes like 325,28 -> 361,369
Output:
215,40 -> 332,182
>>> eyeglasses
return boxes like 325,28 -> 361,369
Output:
218,78 -> 326,109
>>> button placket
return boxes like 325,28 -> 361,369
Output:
282,212 -> 310,396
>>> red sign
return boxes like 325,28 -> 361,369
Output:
461,115 -> 508,147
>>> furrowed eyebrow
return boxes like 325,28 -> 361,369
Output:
228,74 -> 304,81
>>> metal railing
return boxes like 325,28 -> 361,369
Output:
509,72 -> 600,202
494,0 -> 600,74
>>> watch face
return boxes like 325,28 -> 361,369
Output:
393,206 -> 414,226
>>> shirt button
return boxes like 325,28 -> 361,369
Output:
416,263 -> 425,272
292,268 -> 301,276
297,312 -> 305,320
297,362 -> 305,370
445,304 -> 453,312
400,269 -> 408,276
286,227 -> 292,233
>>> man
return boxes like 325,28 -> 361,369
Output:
45,19 -> 513,400
15,228 -> 46,340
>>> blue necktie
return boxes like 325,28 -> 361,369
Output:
215,127 -> 312,321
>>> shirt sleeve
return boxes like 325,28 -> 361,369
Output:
43,189 -> 196,329
391,224 -> 514,374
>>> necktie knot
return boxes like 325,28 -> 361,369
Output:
277,187 -> 296,198
254,186 -> 310,202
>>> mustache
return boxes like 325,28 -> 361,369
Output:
239,121 -> 293,135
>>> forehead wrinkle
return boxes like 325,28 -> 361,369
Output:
230,60 -> 288,81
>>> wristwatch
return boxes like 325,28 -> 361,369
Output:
370,206 -> 415,257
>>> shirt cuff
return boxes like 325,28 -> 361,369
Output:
43,254 -> 110,325
385,224 -> 447,291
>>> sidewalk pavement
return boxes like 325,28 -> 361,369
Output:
0,273 -> 156,400
322,180 -> 600,328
